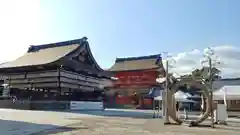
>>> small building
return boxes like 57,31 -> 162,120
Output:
0,37 -> 112,109
106,54 -> 165,109
213,78 -> 240,111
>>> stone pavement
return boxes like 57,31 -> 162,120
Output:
0,108 -> 240,135
105,108 -> 240,122
0,109 -> 99,135
34,116 -> 240,135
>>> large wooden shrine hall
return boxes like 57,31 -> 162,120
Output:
0,37 -> 111,101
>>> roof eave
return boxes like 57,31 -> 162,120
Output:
108,67 -> 161,72
0,62 -> 59,72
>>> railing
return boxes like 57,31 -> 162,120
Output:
0,100 -> 104,111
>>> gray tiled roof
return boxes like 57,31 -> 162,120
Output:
0,41 -> 81,69
108,54 -> 163,71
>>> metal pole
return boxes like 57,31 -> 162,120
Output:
158,100 -> 160,118
153,99 -> 156,118
164,59 -> 170,124
209,57 -> 215,128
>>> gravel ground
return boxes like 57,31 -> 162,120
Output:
0,109 -> 240,135
33,116 -> 240,135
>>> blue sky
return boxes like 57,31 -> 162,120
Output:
0,0 -> 240,73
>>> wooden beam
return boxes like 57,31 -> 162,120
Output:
60,69 -> 104,85
10,82 -> 59,88
5,77 -> 59,84
3,70 -> 59,79
60,77 -> 98,87
60,82 -> 95,91
60,70 -> 85,80
60,69 -> 102,82
27,70 -> 58,78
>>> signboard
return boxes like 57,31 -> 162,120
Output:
214,104 -> 228,123
70,101 -> 104,110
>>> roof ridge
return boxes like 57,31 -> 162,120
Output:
27,37 -> 87,53
115,54 -> 160,62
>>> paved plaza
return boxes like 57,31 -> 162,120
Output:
0,109 -> 240,135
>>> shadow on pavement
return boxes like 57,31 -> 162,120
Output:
0,119 -> 79,135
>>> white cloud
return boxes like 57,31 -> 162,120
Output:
162,46 -> 240,78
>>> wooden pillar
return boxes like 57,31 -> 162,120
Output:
69,88 -> 71,101
8,75 -> 11,88
58,68 -> 61,101
29,85 -> 32,100
44,89 -> 48,100
5,75 -> 11,97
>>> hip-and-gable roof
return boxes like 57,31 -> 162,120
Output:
0,37 -> 104,73
108,54 -> 164,72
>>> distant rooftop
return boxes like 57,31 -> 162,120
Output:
109,54 -> 163,72
115,54 -> 160,62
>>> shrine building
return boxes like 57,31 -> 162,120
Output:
106,54 -> 165,109
0,37 -> 112,108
